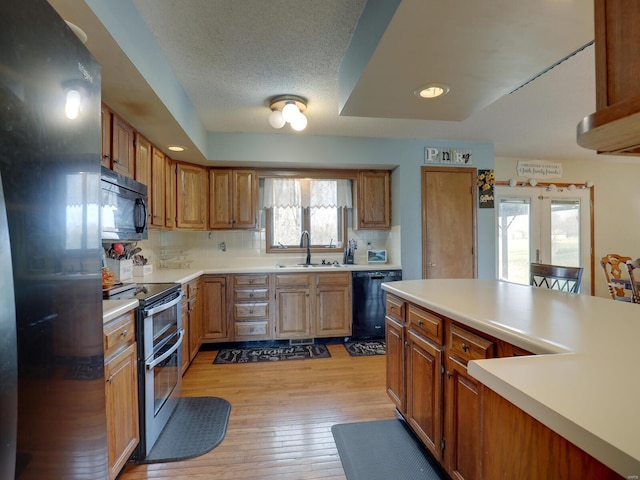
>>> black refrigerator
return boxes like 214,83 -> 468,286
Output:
0,1 -> 107,478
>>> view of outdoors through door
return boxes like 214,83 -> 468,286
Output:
495,186 -> 592,293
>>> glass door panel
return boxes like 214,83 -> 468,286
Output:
495,186 -> 591,294
497,198 -> 531,285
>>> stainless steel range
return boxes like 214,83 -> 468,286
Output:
106,282 -> 183,458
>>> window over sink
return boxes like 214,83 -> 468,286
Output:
263,177 -> 352,253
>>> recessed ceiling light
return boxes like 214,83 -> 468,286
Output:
168,145 -> 186,152
415,83 -> 450,99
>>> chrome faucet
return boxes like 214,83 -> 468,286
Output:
299,230 -> 311,265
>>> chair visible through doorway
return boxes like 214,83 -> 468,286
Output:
529,263 -> 584,293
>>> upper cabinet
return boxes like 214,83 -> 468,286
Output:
356,170 -> 391,230
150,147 -> 167,228
111,113 -> 135,178
101,104 -> 134,178
134,132 -> 151,188
209,169 -> 258,230
577,0 -> 640,155
101,104 -> 112,169
176,162 -> 208,230
165,157 -> 177,229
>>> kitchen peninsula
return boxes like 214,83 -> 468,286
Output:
381,279 -> 638,479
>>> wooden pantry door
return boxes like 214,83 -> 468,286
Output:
421,167 -> 477,279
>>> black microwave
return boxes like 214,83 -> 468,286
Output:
101,166 -> 148,241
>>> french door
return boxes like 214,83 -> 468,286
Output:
495,185 -> 592,294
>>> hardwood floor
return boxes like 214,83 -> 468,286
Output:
119,344 -> 396,480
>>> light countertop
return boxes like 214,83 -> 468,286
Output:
127,262 -> 403,285
103,263 -> 402,321
381,278 -> 640,479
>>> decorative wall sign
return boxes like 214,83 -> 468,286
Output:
424,147 -> 473,165
516,160 -> 562,179
477,169 -> 494,208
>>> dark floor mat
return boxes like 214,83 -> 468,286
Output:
138,396 -> 231,464
331,419 -> 449,480
343,340 -> 386,356
213,344 -> 330,364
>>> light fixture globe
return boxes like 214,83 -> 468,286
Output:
268,95 -> 308,131
290,112 -> 307,131
281,102 -> 300,123
268,109 -> 286,129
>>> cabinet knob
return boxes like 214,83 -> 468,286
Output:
461,343 -> 470,352
120,330 -> 128,337
418,320 -> 424,326
446,371 -> 452,379
249,309 -> 254,314
106,375 -> 114,384
249,293 -> 254,297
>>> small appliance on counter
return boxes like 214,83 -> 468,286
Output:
343,239 -> 356,264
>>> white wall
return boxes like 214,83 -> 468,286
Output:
495,155 -> 640,298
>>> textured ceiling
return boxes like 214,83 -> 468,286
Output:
48,0 -> 606,165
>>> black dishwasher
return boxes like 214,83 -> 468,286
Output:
352,270 -> 402,339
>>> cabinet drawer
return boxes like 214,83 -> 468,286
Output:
104,312 -> 135,361
234,274 -> 269,287
186,278 -> 199,298
316,272 -> 350,286
234,288 -> 269,301
234,302 -> 269,319
386,294 -> 405,321
234,321 -> 270,338
449,324 -> 494,364
276,273 -> 311,287
408,305 -> 443,344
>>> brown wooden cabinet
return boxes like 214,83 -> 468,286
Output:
176,162 -> 207,229
111,113 -> 134,178
134,132 -> 151,188
209,168 -> 258,230
314,272 -> 352,337
183,277 -> 203,361
201,275 -> 229,342
150,147 -> 166,228
103,311 -> 139,480
101,104 -> 113,169
274,272 -> 351,339
274,273 -> 312,339
180,289 -> 190,374
444,324 -> 494,480
385,313 -> 406,413
406,304 -> 444,462
165,157 -> 176,228
232,274 -> 272,340
356,170 -> 391,230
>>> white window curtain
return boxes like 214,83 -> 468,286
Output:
262,178 -> 352,209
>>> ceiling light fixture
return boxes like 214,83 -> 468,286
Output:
268,95 -> 308,131
415,83 -> 450,99
168,145 -> 186,152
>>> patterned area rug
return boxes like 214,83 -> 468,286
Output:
213,344 -> 331,364
343,340 -> 386,357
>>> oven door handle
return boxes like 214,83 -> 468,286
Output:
143,292 -> 182,317
145,329 -> 184,370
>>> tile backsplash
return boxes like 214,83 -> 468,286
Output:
137,226 -> 401,269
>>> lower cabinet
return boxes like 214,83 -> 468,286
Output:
232,274 -> 272,340
103,311 -> 139,480
384,314 -> 405,413
407,329 -> 443,462
274,272 -> 352,339
274,273 -> 312,339
384,294 -> 620,480
444,324 -> 494,480
201,275 -> 228,342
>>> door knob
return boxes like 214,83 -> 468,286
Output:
428,262 -> 437,267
